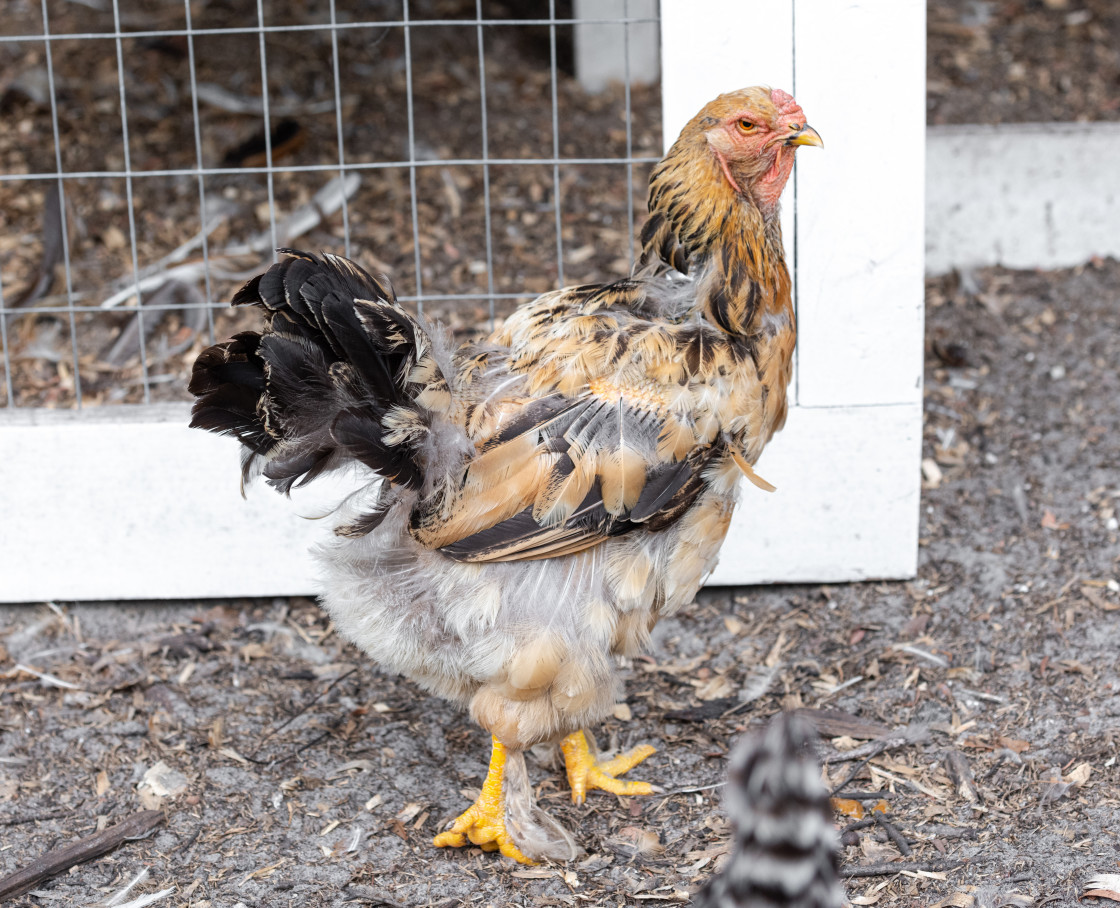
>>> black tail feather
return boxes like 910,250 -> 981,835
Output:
190,249 -> 447,506
188,334 -> 272,456
330,407 -> 421,489
263,446 -> 336,495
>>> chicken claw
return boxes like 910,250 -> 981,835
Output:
561,730 -> 657,805
433,737 -> 534,864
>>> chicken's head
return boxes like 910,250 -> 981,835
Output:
693,87 -> 822,218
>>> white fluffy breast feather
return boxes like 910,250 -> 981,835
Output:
311,476 -> 737,743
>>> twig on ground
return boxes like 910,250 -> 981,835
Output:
841,859 -> 968,879
0,810 -> 165,902
170,827 -> 201,855
831,754 -> 875,794
840,817 -> 877,834
259,728 -> 337,767
873,812 -> 913,856
0,808 -> 76,828
249,667 -> 357,759
823,730 -> 919,766
7,663 -> 85,691
7,183 -> 65,319
891,645 -> 950,667
100,279 -> 208,367
946,750 -> 981,804
664,781 -> 727,796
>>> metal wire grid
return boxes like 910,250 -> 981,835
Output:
0,1 -> 661,409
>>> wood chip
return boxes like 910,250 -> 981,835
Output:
694,673 -> 734,701
764,629 -> 788,667
922,458 -> 944,489
242,859 -> 285,883
1064,762 -> 1092,786
510,868 -> 556,879
219,747 -> 251,766
604,826 -> 664,857
795,708 -> 891,740
931,893 -> 975,908
723,616 -> 746,635
395,802 -> 424,824
945,751 -> 980,803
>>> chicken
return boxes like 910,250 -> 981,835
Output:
189,86 -> 821,863
691,714 -> 842,908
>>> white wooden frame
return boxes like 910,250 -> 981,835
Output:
925,122 -> 1120,274
0,0 -> 925,602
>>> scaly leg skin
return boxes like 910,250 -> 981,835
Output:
433,737 -> 533,864
561,729 -> 657,805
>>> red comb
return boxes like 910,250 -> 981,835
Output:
770,88 -> 800,114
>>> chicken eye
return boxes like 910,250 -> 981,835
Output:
737,119 -> 755,133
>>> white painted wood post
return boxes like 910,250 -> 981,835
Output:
0,0 -> 925,602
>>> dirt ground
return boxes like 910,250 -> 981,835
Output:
928,0 -> 1120,124
3,259 -> 1119,906
3,2 -> 1120,907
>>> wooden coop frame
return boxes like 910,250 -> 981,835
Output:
0,0 -> 925,601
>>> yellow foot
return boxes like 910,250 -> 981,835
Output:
560,729 -> 657,805
433,738 -> 534,864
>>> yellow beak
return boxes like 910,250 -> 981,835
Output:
786,124 -> 824,148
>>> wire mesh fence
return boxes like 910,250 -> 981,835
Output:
0,0 -> 661,409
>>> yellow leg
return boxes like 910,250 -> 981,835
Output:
433,737 -> 533,864
560,730 -> 657,805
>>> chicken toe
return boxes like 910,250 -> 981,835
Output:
561,729 -> 657,805
433,737 -> 534,864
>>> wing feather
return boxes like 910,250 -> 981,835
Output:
404,274 -> 760,563
410,387 -> 714,562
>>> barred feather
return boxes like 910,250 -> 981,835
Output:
691,714 -> 843,908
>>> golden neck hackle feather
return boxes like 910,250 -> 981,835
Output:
640,91 -> 794,339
